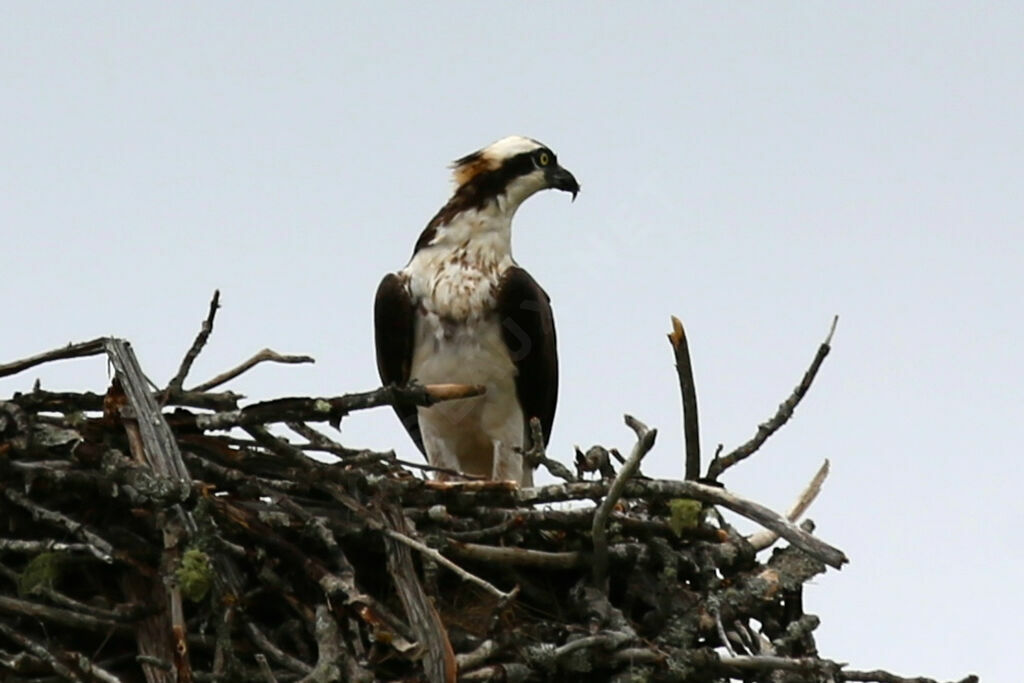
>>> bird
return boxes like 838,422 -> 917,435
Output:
374,136 -> 579,486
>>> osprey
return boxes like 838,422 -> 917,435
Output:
374,136 -> 579,486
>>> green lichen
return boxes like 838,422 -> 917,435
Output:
667,498 -> 702,537
176,548 -> 213,602
18,552 -> 65,596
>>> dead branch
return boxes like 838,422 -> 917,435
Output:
591,415 -> 657,591
668,316 -> 701,480
0,338 -> 108,379
166,290 -> 221,394
706,315 -> 838,480
191,348 -> 315,393
748,459 -> 830,551
0,304 -> 974,683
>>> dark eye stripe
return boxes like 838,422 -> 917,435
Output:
418,147 -> 556,246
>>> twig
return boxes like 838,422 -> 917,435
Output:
191,348 -> 315,393
748,459 -> 830,551
707,316 -> 837,480
383,527 -> 511,601
711,601 -> 735,656
254,654 -> 278,683
296,606 -> 341,683
838,670 -> 978,683
0,338 -> 108,379
592,415 -> 657,592
455,639 -> 499,671
243,619 -> 312,676
714,653 -> 842,678
518,478 -> 848,569
0,538 -> 113,558
0,618 -> 84,681
188,383 -> 486,431
521,417 -> 577,482
165,290 -> 221,394
668,316 -> 701,480
0,595 -> 123,632
448,542 -> 582,569
0,487 -> 115,562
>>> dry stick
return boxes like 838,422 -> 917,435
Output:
165,290 -> 221,394
381,505 -> 457,683
668,316 -> 701,480
522,417 -> 578,482
0,595 -> 124,632
0,619 -> 85,681
253,654 -> 278,683
383,526 -> 511,601
296,605 -> 342,683
707,316 -> 838,480
748,459 -> 830,551
242,619 -> 312,676
323,481 -> 512,600
591,415 -> 658,592
191,348 -> 316,393
0,488 -> 115,562
0,337 -> 108,379
715,654 -> 842,678
190,383 -> 486,431
839,670 -> 979,683
520,478 -> 848,569
448,542 -> 583,569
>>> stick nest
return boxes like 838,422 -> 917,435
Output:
0,297 -> 976,683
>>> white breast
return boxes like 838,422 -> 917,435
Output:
400,227 -> 529,483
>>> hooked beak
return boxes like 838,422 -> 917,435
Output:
546,165 -> 580,201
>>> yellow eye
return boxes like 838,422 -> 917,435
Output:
537,152 -> 550,166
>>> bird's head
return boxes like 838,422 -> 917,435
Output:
450,136 -> 579,211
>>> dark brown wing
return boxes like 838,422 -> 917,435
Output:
373,273 -> 424,454
496,267 -> 559,447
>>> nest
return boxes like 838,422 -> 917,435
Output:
0,295 -> 976,683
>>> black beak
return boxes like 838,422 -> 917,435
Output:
546,165 -> 580,201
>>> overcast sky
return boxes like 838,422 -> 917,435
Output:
2,4 -> 1020,680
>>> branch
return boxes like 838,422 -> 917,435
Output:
383,526 -> 511,601
521,417 -> 577,482
186,383 -> 485,431
839,671 -> 978,683
592,415 -> 657,591
706,316 -> 838,480
668,316 -> 701,480
448,542 -> 582,569
0,618 -> 84,681
191,348 -> 315,393
0,488 -> 115,563
518,478 -> 848,569
0,338 -> 107,379
165,290 -> 221,394
748,459 -> 830,551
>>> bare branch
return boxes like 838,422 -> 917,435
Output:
0,338 -> 107,379
707,315 -> 838,480
165,290 -> 221,394
519,478 -> 848,569
592,415 -> 657,591
748,459 -> 831,551
191,348 -> 315,392
668,316 -> 701,480
186,383 -> 485,431
384,526 -> 511,601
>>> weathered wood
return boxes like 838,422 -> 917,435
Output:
0,320 -> 973,683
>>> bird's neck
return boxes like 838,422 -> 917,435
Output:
419,200 -> 517,266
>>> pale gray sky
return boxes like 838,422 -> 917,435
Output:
2,4 -> 1020,680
